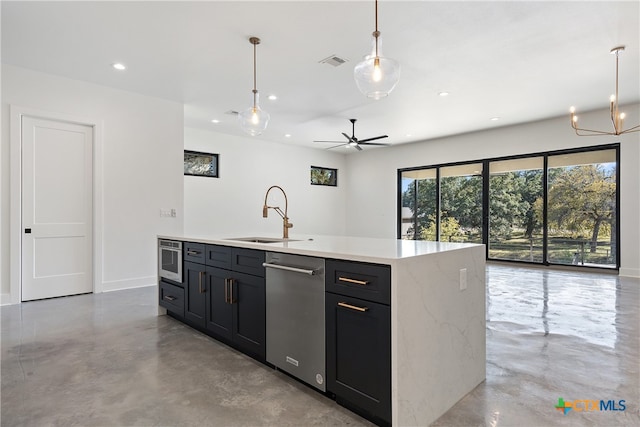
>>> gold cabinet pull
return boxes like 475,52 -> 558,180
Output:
198,271 -> 206,293
187,250 -> 201,256
228,278 -> 236,304
338,277 -> 369,286
164,295 -> 176,301
338,302 -> 369,312
224,278 -> 229,303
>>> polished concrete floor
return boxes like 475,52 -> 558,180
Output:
2,265 -> 638,426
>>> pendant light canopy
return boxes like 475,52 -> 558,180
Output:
354,0 -> 400,99
239,36 -> 270,136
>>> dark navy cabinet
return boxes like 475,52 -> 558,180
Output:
160,241 -> 391,425
172,242 -> 266,360
205,265 -> 266,359
159,280 -> 185,317
326,259 -> 391,427
184,261 -> 207,327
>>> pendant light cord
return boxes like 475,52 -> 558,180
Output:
248,37 -> 261,108
374,0 -> 379,58
614,49 -> 619,112
253,41 -> 257,93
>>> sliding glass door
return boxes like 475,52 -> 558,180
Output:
440,164 -> 483,243
400,169 -> 437,240
546,149 -> 617,268
398,145 -> 619,270
488,157 -> 543,262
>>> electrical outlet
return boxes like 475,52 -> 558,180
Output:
459,268 -> 467,291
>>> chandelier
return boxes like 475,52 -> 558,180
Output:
570,46 -> 639,136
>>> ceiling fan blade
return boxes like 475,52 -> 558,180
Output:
314,140 -> 345,143
342,132 -> 354,142
358,142 -> 391,146
326,143 -> 348,150
357,135 -> 388,143
354,144 -> 363,151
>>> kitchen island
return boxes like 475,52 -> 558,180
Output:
157,234 -> 486,426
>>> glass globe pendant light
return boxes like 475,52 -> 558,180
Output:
354,0 -> 400,99
238,37 -> 270,136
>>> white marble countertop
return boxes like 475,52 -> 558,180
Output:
158,233 -> 483,264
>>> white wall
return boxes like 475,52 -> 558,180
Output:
345,104 -> 640,277
1,65 -> 185,303
183,126 -> 347,238
2,66 -> 636,307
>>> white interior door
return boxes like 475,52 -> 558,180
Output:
21,116 -> 93,301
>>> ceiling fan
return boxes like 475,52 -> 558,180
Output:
314,119 -> 390,151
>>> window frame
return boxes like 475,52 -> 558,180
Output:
397,143 -> 620,272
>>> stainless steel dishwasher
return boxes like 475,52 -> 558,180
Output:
264,252 -> 326,391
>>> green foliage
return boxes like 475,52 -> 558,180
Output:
440,176 -> 483,230
547,164 -> 616,252
402,178 -> 437,238
310,168 -> 336,185
489,170 -> 544,239
403,174 -> 482,241
402,161 -> 615,261
422,216 -> 464,241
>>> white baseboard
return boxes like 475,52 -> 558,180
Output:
1,293 -> 14,306
619,268 -> 640,279
102,276 -> 157,292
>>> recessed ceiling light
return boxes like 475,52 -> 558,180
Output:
405,134 -> 412,137
284,134 -> 291,138
211,119 -> 220,124
438,91 -> 449,97
491,117 -> 500,121
112,63 -> 126,71
268,94 -> 278,101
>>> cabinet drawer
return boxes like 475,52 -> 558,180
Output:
232,248 -> 265,277
183,242 -> 205,264
326,292 -> 391,424
159,280 -> 185,317
205,245 -> 232,269
326,259 -> 391,305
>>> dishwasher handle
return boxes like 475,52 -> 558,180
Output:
262,262 -> 318,276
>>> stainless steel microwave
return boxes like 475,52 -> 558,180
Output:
158,239 -> 182,282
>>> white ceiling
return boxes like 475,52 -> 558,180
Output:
2,1 -> 639,150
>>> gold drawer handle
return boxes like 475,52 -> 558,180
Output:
338,277 -> 369,286
164,295 -> 177,301
199,271 -> 206,293
225,278 -> 236,304
338,302 -> 369,312
187,250 -> 201,256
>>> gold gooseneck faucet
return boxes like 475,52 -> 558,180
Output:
262,185 -> 293,239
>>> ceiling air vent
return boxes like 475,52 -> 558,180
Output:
319,55 -> 347,67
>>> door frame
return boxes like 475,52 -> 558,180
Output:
9,105 -> 104,304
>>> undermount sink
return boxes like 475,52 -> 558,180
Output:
224,237 -> 301,244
